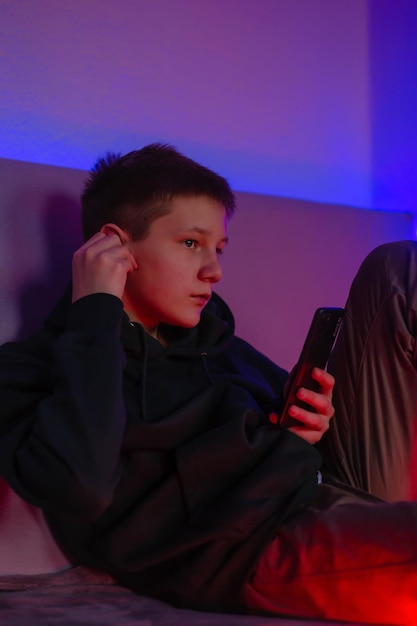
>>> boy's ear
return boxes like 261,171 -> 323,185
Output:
100,223 -> 131,244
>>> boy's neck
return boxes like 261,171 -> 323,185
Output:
127,314 -> 167,347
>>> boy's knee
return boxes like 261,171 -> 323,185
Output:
358,240 -> 417,285
346,240 -> 417,319
369,239 -> 417,261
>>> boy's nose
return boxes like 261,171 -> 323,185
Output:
200,255 -> 223,283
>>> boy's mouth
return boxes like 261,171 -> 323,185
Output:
191,293 -> 211,304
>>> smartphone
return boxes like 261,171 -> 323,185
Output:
278,307 -> 344,428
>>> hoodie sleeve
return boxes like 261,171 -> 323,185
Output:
0,293 -> 126,522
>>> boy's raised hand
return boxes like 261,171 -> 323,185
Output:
72,229 -> 138,303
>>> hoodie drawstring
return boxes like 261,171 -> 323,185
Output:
200,352 -> 215,384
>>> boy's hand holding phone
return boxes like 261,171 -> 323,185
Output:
283,367 -> 335,445
269,308 -> 343,445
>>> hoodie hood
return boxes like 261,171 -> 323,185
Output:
157,292 -> 235,358
45,285 -> 235,360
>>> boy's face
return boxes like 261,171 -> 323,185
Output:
122,195 -> 229,335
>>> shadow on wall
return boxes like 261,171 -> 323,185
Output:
15,193 -> 83,341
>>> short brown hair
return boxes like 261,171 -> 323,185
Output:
81,143 -> 236,241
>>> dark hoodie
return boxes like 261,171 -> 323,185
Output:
0,288 -> 321,613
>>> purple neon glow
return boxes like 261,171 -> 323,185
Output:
1,0 -> 416,219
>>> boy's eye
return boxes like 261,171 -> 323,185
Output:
183,239 -> 197,249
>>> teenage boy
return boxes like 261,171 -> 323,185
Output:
0,144 -> 416,624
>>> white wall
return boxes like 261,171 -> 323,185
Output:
217,192 -> 413,368
0,158 -> 84,342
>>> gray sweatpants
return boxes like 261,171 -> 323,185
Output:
243,240 -> 417,624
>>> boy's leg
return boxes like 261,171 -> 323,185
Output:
242,242 -> 417,624
242,483 -> 417,624
317,240 -> 417,501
